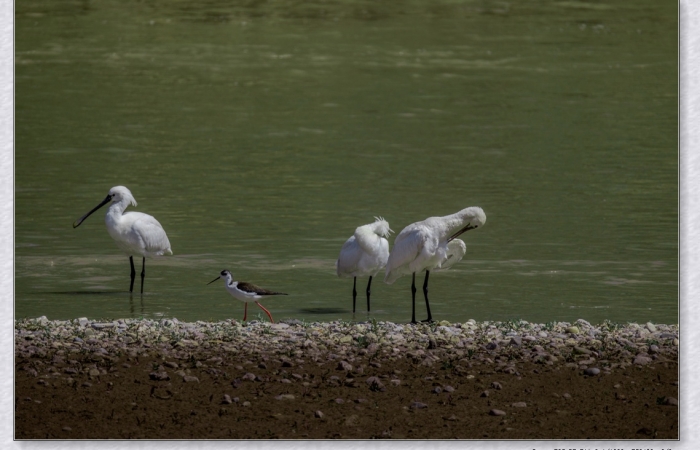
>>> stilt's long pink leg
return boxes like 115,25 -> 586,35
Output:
243,303 -> 248,322
255,301 -> 275,323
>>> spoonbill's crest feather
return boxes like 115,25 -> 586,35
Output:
109,186 -> 138,208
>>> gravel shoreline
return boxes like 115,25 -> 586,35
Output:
15,316 -> 678,373
15,316 -> 679,439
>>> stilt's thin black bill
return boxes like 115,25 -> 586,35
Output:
73,194 -> 112,228
207,276 -> 221,285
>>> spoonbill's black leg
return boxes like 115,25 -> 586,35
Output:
366,276 -> 373,312
411,272 -> 417,324
140,257 -> 146,294
352,277 -> 357,313
129,256 -> 136,293
421,270 -> 434,323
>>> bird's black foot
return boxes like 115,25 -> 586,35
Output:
421,318 -> 435,323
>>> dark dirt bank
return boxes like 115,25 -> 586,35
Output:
14,317 -> 679,439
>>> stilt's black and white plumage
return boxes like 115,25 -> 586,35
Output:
207,270 -> 287,323
384,207 -> 486,324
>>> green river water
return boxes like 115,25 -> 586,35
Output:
15,0 -> 677,324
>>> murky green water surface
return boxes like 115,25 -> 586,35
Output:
15,0 -> 677,324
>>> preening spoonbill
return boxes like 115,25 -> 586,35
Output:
384,207 -> 486,324
336,217 -> 392,313
437,239 -> 467,271
73,186 -> 172,294
208,270 -> 287,323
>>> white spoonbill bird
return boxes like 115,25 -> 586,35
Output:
336,217 -> 392,313
384,207 -> 486,324
208,270 -> 287,323
73,186 -> 172,294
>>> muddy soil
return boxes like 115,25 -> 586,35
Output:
15,352 -> 678,439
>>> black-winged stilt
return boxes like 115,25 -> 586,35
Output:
208,270 -> 287,323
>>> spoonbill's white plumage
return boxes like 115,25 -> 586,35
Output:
73,186 -> 172,293
436,239 -> 467,271
384,207 -> 486,323
336,217 -> 392,313
208,270 -> 287,323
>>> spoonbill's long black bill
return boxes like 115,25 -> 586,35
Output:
73,194 -> 111,228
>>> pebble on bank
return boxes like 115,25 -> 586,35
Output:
15,316 -> 678,375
